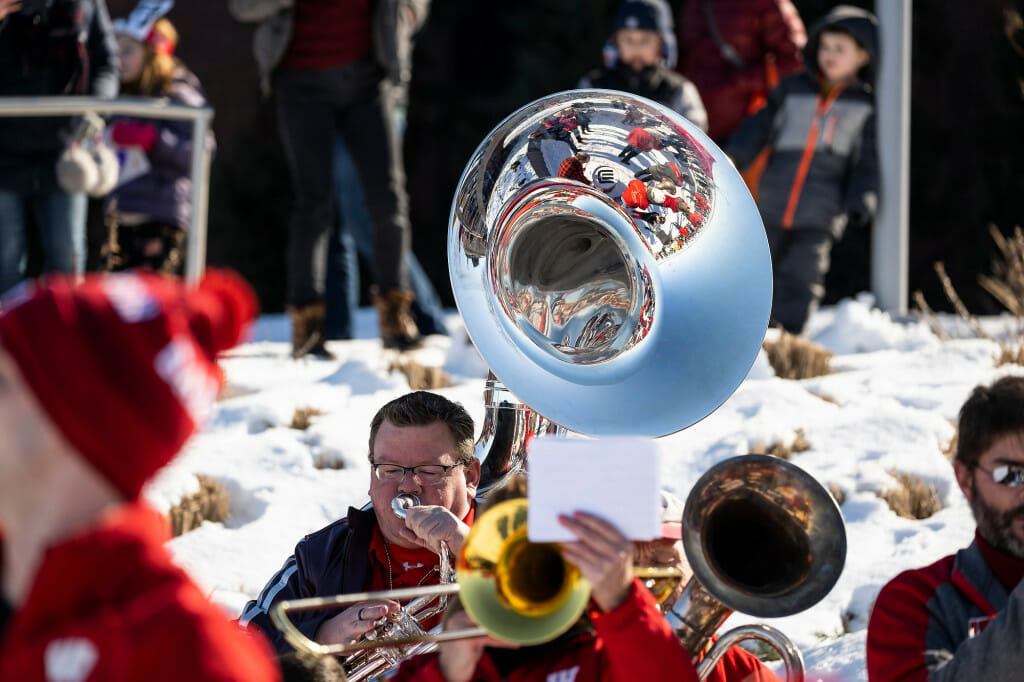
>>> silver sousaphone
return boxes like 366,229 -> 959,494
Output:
451,89 -> 772,444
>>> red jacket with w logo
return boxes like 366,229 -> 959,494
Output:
391,578 -> 779,682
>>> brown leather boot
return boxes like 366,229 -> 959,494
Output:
288,302 -> 335,360
371,287 -> 423,351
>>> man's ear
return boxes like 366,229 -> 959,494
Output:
953,460 -> 974,503
464,458 -> 482,494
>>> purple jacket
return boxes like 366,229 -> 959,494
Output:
105,67 -> 215,231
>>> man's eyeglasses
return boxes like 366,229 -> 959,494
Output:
976,462 -> 1024,488
371,462 -> 462,485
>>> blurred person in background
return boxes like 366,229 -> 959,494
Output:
325,133 -> 447,341
228,0 -> 430,358
578,0 -> 707,132
0,0 -> 118,294
725,6 -> 878,335
104,0 -> 214,276
674,0 -> 805,146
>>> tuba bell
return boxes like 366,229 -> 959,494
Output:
450,89 -> 772,448
671,455 -> 847,681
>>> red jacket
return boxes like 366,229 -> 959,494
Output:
390,579 -> 779,681
0,503 -> 281,682
626,128 -> 663,152
676,0 -> 806,143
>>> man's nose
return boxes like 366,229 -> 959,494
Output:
397,470 -> 422,492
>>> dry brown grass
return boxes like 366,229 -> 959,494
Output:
878,471 -> 942,520
914,225 -> 1024,366
169,475 -> 230,537
750,429 -> 811,461
290,407 -> 323,430
313,452 -> 347,470
762,332 -> 833,380
388,358 -> 450,390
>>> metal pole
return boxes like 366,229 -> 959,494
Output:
873,0 -> 912,314
0,96 -> 214,287
185,112 -> 214,286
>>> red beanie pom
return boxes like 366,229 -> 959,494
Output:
189,269 -> 259,360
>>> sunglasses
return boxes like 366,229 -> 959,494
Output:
977,462 -> 1024,488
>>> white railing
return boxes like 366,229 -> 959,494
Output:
0,96 -> 214,286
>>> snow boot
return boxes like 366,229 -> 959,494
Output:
288,302 -> 335,360
372,287 -> 423,351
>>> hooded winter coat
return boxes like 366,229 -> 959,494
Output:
725,5 -> 879,240
105,66 -> 215,231
578,0 -> 707,132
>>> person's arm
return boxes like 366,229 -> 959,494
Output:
705,645 -> 783,682
238,548 -> 322,654
0,0 -> 22,25
724,82 -> 784,170
590,578 -> 700,682
144,75 -> 216,174
668,78 -> 709,134
228,0 -> 292,23
559,512 -> 700,681
760,0 -> 807,79
867,570 -> 1024,681
87,0 -> 119,98
843,110 -> 879,229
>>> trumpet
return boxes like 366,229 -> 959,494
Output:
299,494 -> 454,682
270,497 -> 597,660
273,495 -> 687,652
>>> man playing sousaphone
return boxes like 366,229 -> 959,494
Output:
240,391 -> 480,655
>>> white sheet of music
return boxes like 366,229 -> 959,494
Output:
526,437 -> 661,542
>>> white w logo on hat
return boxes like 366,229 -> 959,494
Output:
44,637 -> 98,682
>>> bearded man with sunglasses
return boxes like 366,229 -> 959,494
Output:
241,391 -> 480,655
867,375 -> 1024,681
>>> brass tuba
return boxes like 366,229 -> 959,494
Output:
671,455 -> 847,681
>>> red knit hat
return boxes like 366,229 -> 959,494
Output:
0,269 -> 258,499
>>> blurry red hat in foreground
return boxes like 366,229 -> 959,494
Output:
0,269 -> 258,499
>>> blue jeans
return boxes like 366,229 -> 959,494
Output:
0,189 -> 86,294
325,134 -> 448,339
